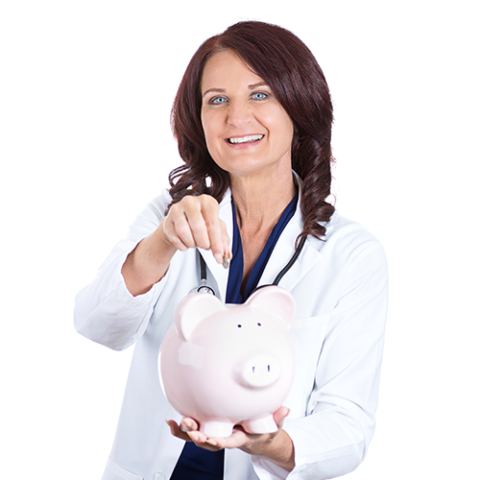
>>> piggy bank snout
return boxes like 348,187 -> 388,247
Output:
239,354 -> 281,388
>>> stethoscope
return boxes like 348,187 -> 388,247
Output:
192,236 -> 306,298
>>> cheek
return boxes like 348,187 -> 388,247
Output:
263,106 -> 294,139
278,113 -> 294,138
201,114 -> 214,150
202,113 -> 220,143
201,115 -> 223,163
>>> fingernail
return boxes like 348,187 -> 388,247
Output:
206,439 -> 218,446
214,253 -> 223,264
187,431 -> 199,442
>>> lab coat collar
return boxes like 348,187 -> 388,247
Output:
198,172 -> 324,301
258,174 -> 323,293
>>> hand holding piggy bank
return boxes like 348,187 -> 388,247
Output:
159,286 -> 295,438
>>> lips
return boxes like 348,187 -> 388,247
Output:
227,134 -> 264,144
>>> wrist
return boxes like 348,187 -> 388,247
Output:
243,429 -> 295,472
121,221 -> 177,296
152,218 -> 178,259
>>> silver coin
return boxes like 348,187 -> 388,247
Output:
222,254 -> 230,269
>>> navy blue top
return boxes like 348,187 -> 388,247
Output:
170,195 -> 297,480
226,195 -> 298,304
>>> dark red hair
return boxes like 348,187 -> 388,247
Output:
169,21 -> 335,239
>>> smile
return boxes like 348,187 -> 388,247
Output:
227,135 -> 264,144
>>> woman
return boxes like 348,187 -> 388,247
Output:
75,21 -> 388,480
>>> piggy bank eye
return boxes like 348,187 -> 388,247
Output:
257,323 -> 262,327
237,324 -> 242,328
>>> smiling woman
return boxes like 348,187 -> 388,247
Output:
74,20 -> 388,480
170,21 -> 335,241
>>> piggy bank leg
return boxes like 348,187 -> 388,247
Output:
200,420 -> 235,438
241,414 -> 278,434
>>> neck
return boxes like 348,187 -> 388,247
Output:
230,170 -> 296,233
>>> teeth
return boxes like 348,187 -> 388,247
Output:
228,135 -> 263,144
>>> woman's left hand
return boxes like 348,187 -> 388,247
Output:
166,406 -> 295,471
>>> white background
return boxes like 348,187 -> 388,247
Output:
1,1 -> 479,478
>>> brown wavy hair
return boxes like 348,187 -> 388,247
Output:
169,21 -> 335,240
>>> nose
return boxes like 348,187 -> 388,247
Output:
240,355 -> 280,388
227,100 -> 252,127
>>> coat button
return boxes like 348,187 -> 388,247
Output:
153,473 -> 165,480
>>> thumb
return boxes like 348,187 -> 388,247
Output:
273,406 -> 290,428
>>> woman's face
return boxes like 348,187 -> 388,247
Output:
200,50 -> 294,180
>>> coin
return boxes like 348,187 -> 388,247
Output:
222,253 -> 230,269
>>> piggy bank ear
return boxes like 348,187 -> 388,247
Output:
246,286 -> 295,329
175,293 -> 225,341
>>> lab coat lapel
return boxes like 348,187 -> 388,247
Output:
198,180 -> 324,301
198,189 -> 233,301
258,199 -> 323,292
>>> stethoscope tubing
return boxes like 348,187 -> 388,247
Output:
195,236 -> 306,298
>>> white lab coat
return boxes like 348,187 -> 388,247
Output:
74,184 -> 388,480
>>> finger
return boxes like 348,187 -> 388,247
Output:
184,209 -> 211,250
273,406 -> 290,428
221,222 -> 231,259
207,429 -> 248,450
181,417 -> 199,432
166,420 -> 192,442
177,195 -> 214,250
199,197 -> 230,263
187,431 -> 222,452
197,196 -> 227,262
207,219 -> 230,265
171,212 -> 197,250
163,211 -> 191,251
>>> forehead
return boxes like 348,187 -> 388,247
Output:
201,50 -> 264,92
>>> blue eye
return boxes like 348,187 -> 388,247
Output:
252,92 -> 267,100
211,96 -> 227,104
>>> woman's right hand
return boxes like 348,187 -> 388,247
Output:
122,194 -> 230,296
162,194 -> 230,264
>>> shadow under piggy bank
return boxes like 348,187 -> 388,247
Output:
159,285 -> 295,438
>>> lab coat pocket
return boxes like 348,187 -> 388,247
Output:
102,457 -> 143,480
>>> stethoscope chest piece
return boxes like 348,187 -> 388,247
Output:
190,280 -> 215,296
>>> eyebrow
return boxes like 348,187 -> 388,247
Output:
202,82 -> 270,97
202,88 -> 226,97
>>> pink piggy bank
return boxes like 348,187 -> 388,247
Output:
159,286 -> 295,438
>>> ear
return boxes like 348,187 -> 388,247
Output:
175,293 -> 225,341
245,286 -> 295,330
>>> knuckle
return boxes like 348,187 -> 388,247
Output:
168,202 -> 182,215
169,236 -> 184,249
182,195 -> 201,210
188,215 -> 205,230
181,195 -> 194,206
175,226 -> 191,245
196,238 -> 210,249
204,215 -> 218,229
200,194 -> 219,209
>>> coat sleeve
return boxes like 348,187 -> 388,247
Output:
253,238 -> 388,480
73,191 -> 172,351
